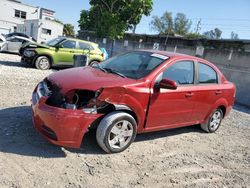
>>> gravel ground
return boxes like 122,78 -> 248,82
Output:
0,53 -> 249,188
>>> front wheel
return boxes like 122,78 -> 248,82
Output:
200,108 -> 223,133
35,56 -> 51,70
96,112 -> 137,153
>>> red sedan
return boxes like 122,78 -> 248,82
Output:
32,51 -> 235,153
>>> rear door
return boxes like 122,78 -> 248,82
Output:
192,62 -> 222,121
146,60 -> 198,131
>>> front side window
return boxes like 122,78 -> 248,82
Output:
162,61 -> 194,85
95,52 -> 166,79
46,38 -> 64,47
61,40 -> 76,49
198,63 -> 218,84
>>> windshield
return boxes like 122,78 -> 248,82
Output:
46,37 -> 65,47
94,51 -> 167,79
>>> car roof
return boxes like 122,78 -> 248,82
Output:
142,50 -> 197,59
59,37 -> 98,46
13,36 -> 34,41
140,49 -> 212,64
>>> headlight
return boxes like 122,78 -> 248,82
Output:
23,50 -> 36,57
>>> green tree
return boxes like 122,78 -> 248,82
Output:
63,24 -> 75,37
231,31 -> 239,40
185,32 -> 205,39
78,0 -> 153,39
174,13 -> 192,35
150,11 -> 173,35
150,11 -> 192,36
78,10 -> 92,31
204,28 -> 222,39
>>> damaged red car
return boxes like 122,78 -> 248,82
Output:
32,50 -> 235,153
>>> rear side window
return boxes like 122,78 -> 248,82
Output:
61,40 -> 76,49
79,42 -> 94,50
163,61 -> 194,85
198,63 -> 218,84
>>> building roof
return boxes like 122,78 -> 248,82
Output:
7,0 -> 55,13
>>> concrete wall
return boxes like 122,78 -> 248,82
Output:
38,19 -> 63,43
17,19 -> 63,43
202,50 -> 250,107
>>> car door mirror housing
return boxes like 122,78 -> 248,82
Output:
158,79 -> 177,90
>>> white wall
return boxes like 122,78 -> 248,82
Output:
38,19 -> 63,43
17,19 -> 63,43
0,0 -> 39,33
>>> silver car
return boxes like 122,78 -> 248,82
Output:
0,34 -> 6,51
1,36 -> 34,54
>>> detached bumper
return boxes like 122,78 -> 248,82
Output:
21,56 -> 35,65
31,93 -> 102,148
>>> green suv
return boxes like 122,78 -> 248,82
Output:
20,37 -> 104,70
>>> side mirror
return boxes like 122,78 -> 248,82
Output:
158,79 -> 177,90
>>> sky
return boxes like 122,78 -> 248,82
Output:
21,0 -> 250,39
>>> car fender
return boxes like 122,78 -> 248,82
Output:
98,87 -> 147,133
34,51 -> 55,65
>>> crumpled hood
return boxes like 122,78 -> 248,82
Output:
22,41 -> 50,49
47,67 -> 137,93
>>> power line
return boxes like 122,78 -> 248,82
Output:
195,19 -> 202,33
190,18 -> 250,22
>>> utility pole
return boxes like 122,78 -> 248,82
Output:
195,19 -> 202,33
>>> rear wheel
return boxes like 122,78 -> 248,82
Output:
96,112 -> 137,153
201,108 -> 223,133
35,56 -> 51,70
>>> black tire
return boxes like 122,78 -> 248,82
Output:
35,56 -> 51,70
200,108 -> 223,133
96,111 -> 137,153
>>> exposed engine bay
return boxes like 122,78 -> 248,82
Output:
42,78 -> 114,113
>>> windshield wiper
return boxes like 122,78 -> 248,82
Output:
103,68 -> 126,78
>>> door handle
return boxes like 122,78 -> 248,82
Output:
185,92 -> 194,98
69,51 -> 74,53
215,90 -> 222,95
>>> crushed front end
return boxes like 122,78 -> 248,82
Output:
31,78 -> 111,148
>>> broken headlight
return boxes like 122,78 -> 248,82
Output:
23,49 -> 36,57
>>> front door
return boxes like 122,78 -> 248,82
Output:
7,37 -> 23,53
145,60 -> 197,131
54,39 -> 83,65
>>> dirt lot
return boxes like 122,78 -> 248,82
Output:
0,53 -> 249,188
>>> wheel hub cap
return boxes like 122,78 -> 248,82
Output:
108,120 -> 133,149
210,111 -> 221,131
